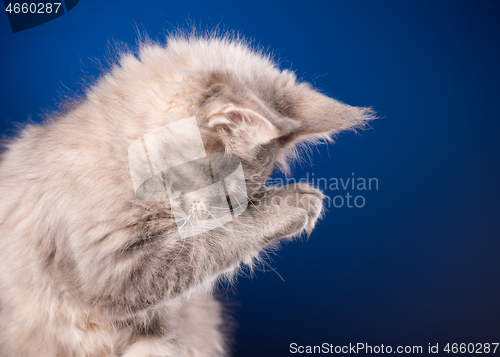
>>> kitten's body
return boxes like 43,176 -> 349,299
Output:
0,34 -> 373,356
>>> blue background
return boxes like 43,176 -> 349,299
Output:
1,0 -> 499,355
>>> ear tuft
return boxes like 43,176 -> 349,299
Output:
333,102 -> 377,132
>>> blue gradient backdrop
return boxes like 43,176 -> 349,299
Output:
1,1 -> 499,355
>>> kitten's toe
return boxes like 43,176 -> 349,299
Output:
294,184 -> 325,235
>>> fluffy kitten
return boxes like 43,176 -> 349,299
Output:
0,33 -> 374,356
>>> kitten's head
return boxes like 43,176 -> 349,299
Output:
167,36 -> 373,184
125,34 -> 375,194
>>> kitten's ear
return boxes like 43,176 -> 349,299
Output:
206,92 -> 300,149
207,107 -> 281,146
291,82 -> 375,136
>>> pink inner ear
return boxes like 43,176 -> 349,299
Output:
209,108 -> 281,145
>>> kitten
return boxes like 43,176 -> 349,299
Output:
0,33 -> 374,356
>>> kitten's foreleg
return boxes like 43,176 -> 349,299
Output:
115,183 -> 324,356
87,184 -> 323,319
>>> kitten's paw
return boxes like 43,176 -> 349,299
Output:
280,182 -> 324,235
294,183 -> 325,234
254,183 -> 325,240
